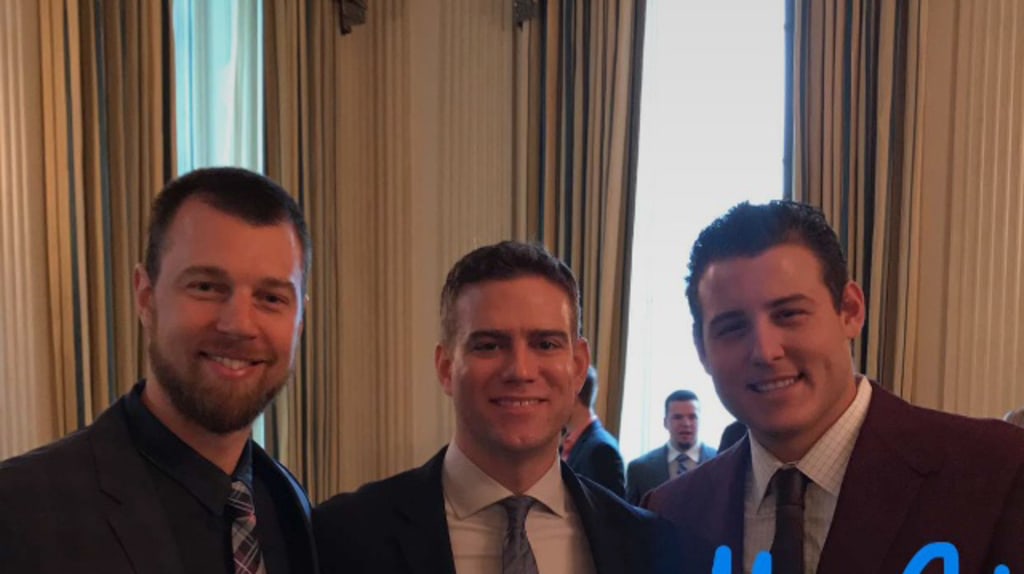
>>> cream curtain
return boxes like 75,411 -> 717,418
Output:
515,0 -> 647,435
788,0 -> 916,392
264,0 -> 517,501
790,0 -> 1024,418
0,0 -> 174,459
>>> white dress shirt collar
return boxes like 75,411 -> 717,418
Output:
442,442 -> 568,520
749,376 -> 873,508
666,440 -> 703,465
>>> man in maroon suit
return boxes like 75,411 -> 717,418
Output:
645,201 -> 1024,574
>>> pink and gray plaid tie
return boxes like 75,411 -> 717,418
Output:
227,480 -> 267,574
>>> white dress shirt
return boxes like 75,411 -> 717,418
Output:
666,441 -> 702,474
441,443 -> 596,574
743,377 -> 873,574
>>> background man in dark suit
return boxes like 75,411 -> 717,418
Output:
315,241 -> 678,574
0,168 -> 318,574
625,390 -> 717,504
562,365 -> 626,497
645,200 -> 1024,574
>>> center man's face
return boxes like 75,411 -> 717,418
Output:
436,275 -> 590,464
664,400 -> 700,451
135,198 -> 305,434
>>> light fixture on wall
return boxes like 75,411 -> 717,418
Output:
334,0 -> 367,35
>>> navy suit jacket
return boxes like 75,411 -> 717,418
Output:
626,442 -> 716,505
0,394 -> 318,574
565,419 -> 626,497
644,385 -> 1024,574
314,447 -> 680,574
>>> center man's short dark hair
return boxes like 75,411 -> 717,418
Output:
685,200 -> 849,343
439,240 -> 581,346
144,167 -> 312,291
665,390 -> 699,416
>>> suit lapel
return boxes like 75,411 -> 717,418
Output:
564,464 -> 628,574
817,388 -> 941,573
90,402 -> 184,574
655,445 -> 671,484
693,439 -> 746,573
253,447 -> 318,574
392,449 -> 457,574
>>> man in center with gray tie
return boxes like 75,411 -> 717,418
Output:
625,390 -> 717,504
314,241 -> 678,574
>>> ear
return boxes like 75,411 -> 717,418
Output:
133,264 -> 155,329
435,343 -> 455,397
571,337 -> 592,395
839,281 -> 866,339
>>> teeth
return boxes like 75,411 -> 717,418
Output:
496,399 -> 541,407
209,355 -> 251,370
753,377 -> 798,393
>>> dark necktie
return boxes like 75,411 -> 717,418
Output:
227,480 -> 267,574
674,453 -> 689,476
500,496 -> 539,574
770,467 -> 808,574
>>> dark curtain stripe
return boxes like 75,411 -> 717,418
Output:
840,0 -> 853,248
161,0 -> 175,178
94,4 -> 119,406
784,0 -> 795,198
538,0 -> 549,242
559,0 -> 576,264
798,0 -> 811,202
878,0 -> 911,384
859,0 -> 882,376
62,6 -> 87,430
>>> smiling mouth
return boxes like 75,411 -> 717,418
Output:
201,352 -> 264,370
748,375 -> 802,394
492,398 -> 544,407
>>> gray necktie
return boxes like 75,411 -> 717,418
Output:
500,496 -> 539,574
674,453 -> 689,476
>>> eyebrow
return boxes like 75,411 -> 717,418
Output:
706,294 -> 815,330
464,329 -> 571,342
177,266 -> 299,296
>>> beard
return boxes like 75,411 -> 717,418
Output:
147,335 -> 292,435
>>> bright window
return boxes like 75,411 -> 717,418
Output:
619,1 -> 785,462
173,0 -> 263,174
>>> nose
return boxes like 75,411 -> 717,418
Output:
217,292 -> 259,338
505,341 -> 539,383
749,319 -> 784,365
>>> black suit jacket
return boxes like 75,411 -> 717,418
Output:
0,395 -> 318,574
314,447 -> 680,574
645,385 -> 1024,574
565,419 -> 626,497
625,442 -> 716,505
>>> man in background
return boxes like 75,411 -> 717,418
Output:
625,390 -> 716,504
645,200 -> 1024,574
314,241 -> 677,574
563,366 -> 626,497
0,168 -> 317,573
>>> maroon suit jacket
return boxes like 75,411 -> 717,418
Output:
644,385 -> 1024,574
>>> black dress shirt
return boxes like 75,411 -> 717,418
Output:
123,381 -> 293,574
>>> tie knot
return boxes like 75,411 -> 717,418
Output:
772,467 -> 808,508
499,496 -> 535,529
227,480 -> 256,516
